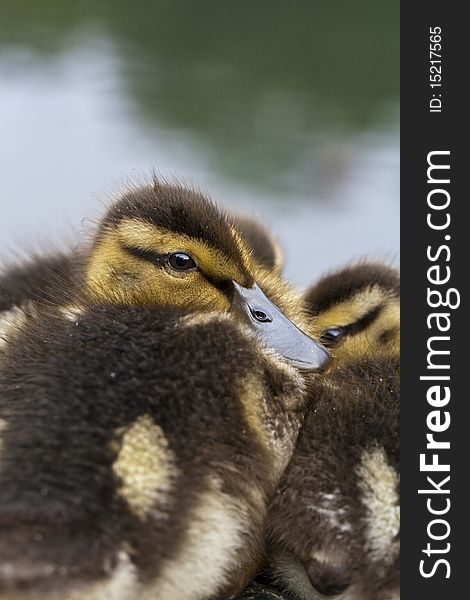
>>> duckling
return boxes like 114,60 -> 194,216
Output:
0,199 -> 287,351
0,219 -> 279,313
264,262 -> 400,600
0,182 -> 330,600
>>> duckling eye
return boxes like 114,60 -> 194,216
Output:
167,253 -> 197,272
321,327 -> 345,346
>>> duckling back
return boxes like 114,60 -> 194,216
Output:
265,263 -> 400,600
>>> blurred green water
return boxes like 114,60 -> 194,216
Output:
0,0 -> 398,194
0,1 -> 399,284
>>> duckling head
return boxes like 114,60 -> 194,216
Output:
85,182 -> 330,372
304,262 -> 399,365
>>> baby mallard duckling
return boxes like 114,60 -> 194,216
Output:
0,216 -> 281,313
265,262 -> 400,600
1,183 -> 320,370
0,183 -> 329,600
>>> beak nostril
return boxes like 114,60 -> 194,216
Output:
231,282 -> 329,371
250,308 -> 272,323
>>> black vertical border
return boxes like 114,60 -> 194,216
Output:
401,2 -> 466,598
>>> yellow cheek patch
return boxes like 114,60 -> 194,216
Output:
85,219 -> 255,309
86,229 -> 141,304
86,224 -> 230,310
112,415 -> 177,520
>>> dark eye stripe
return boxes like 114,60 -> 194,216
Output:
342,304 -> 384,337
122,245 -> 166,266
321,306 -> 384,347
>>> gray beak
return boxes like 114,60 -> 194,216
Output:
231,283 -> 331,372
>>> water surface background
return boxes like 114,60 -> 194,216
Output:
0,1 -> 399,287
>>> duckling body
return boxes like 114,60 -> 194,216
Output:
0,182 -> 329,600
0,303 -> 306,600
265,263 -> 400,600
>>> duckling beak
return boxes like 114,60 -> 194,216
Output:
231,283 -> 330,372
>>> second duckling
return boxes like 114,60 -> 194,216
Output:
265,263 -> 400,600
